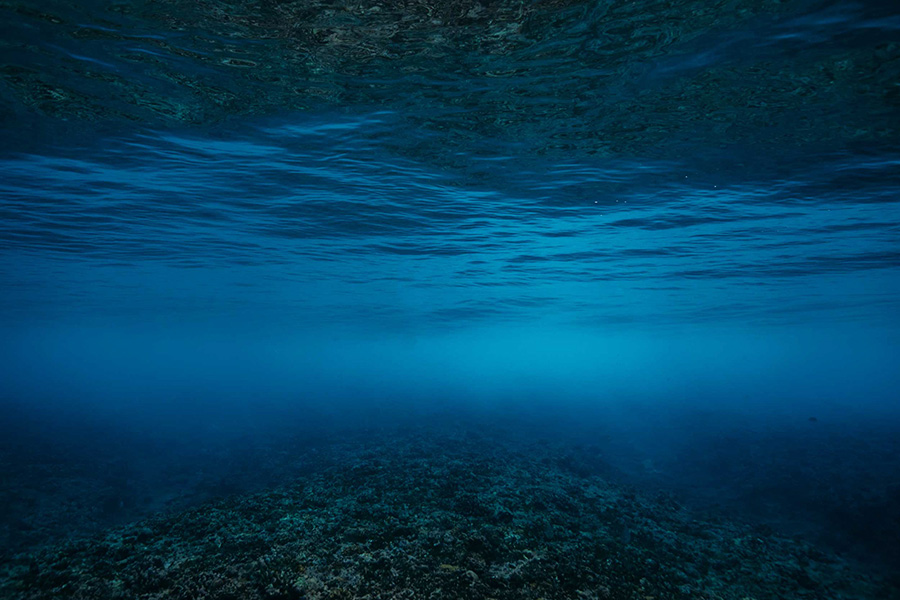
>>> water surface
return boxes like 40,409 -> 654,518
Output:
1,0 -> 900,592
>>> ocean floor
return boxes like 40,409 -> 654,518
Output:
1,420 -> 897,600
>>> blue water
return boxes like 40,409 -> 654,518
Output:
1,0 -> 900,593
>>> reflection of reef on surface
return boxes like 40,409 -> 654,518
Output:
2,0 -> 898,164
1,425 -> 896,600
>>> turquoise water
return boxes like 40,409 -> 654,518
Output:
1,0 -> 900,594
3,0 -> 899,331
2,0 -> 898,417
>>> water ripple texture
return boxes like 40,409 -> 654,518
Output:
1,0 -> 898,329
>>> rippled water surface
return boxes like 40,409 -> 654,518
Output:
2,0 -> 898,331
3,1 -> 900,594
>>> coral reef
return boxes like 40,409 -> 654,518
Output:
1,424 -> 896,599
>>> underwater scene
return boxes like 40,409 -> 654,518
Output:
1,0 -> 900,598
